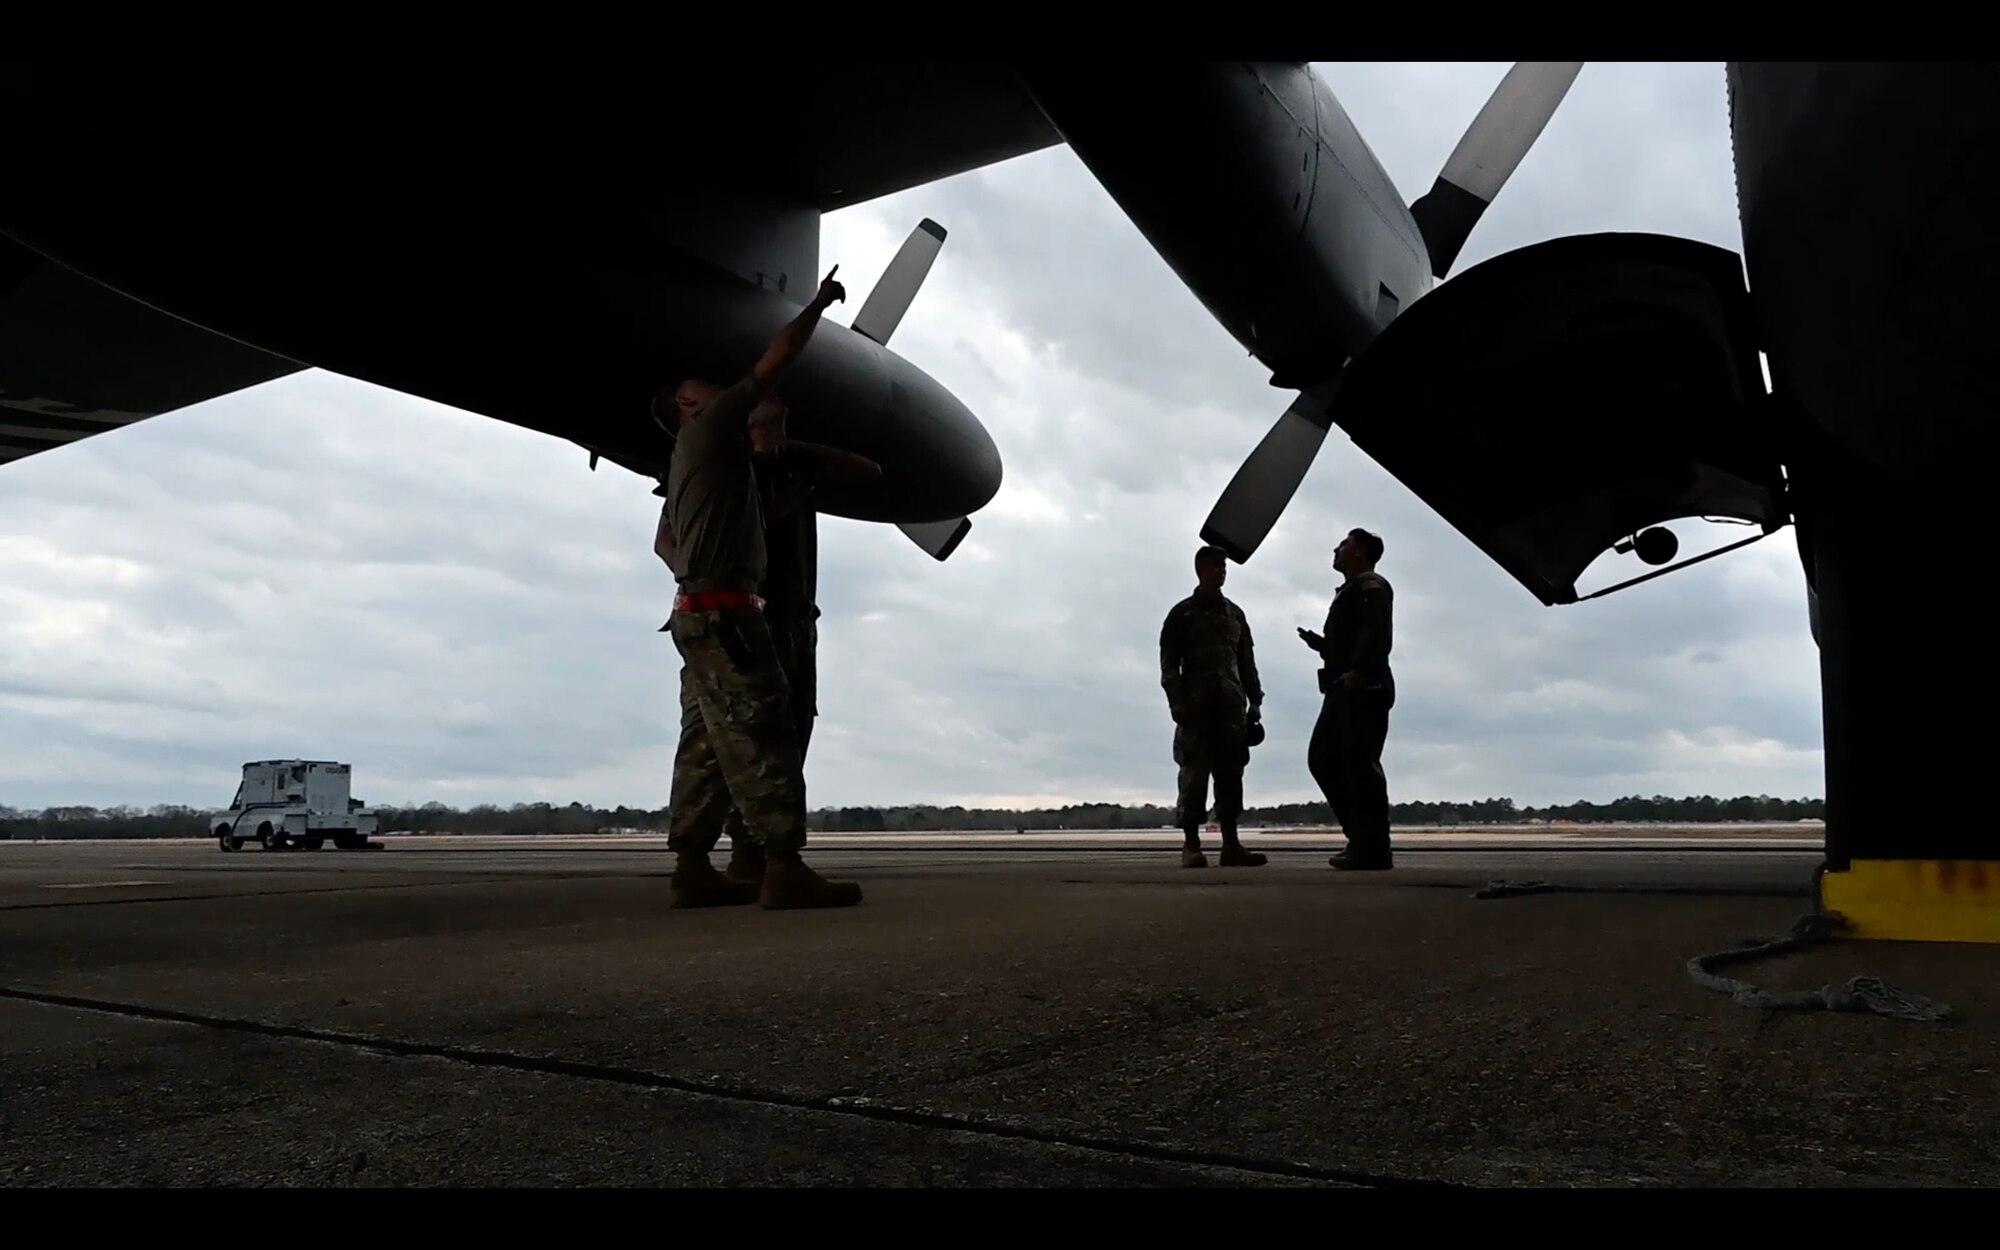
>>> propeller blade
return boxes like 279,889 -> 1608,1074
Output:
848,216 -> 969,562
1198,380 -> 1342,563
1409,61 -> 1583,279
851,218 -> 948,346
897,516 -> 972,562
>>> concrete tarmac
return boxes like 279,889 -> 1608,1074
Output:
2,833 -> 1994,1187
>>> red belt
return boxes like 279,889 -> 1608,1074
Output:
675,591 -> 764,613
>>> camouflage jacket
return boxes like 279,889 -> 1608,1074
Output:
654,450 -> 824,621
755,450 -> 824,621
1160,589 -> 1262,710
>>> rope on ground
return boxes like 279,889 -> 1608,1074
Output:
1685,912 -> 1954,1023
1473,880 -> 1956,1024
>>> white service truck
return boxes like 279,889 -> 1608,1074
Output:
212,760 -> 381,852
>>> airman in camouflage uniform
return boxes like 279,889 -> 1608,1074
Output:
1159,545 -> 1266,868
654,267 -> 862,911
654,416 -> 880,887
715,406 -> 881,886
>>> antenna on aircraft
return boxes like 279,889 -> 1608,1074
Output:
850,217 -> 975,562
1200,61 -> 1586,565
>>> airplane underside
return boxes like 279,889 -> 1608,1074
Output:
0,66 -> 1035,526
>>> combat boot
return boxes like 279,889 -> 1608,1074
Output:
670,852 -> 761,908
1181,826 -> 1207,868
726,842 -> 766,887
1218,837 -> 1266,868
760,850 -> 863,910
1328,846 -> 1392,871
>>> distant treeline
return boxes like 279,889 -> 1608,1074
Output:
1,794 -> 1825,840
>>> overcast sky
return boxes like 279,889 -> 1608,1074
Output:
0,62 -> 1826,814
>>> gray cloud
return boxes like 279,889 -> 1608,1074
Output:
0,63 -> 1825,814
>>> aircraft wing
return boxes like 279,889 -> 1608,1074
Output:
1,235 -> 303,468
2,62 -> 1059,488
685,63 -> 1064,212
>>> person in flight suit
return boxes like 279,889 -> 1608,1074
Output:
1297,527 -> 1396,870
1159,545 -> 1266,869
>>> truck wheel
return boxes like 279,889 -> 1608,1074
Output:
300,836 -> 324,851
219,832 -> 237,852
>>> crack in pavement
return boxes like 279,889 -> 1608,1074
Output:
0,984 -> 1451,1189
0,873 -> 652,912
922,993 -> 1267,1090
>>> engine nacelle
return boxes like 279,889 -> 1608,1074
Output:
1018,61 -> 1432,388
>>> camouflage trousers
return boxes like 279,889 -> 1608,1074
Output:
1173,697 -> 1249,831
667,606 -> 807,857
722,613 -> 816,850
